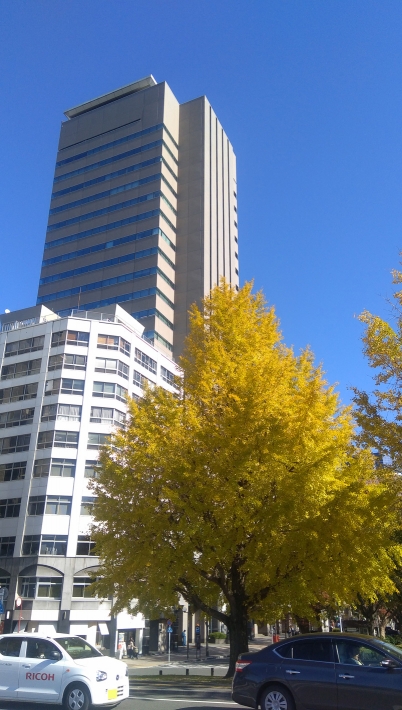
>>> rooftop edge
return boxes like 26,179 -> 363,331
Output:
64,76 -> 158,119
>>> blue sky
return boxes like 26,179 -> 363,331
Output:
1,0 -> 401,405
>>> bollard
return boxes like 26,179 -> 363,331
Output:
211,667 -> 214,677
159,670 -> 162,676
186,668 -> 189,676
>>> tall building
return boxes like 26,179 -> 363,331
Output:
37,76 -> 239,360
0,304 -> 179,652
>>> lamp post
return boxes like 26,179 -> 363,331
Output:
15,596 -> 22,632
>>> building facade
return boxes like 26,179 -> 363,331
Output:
36,76 -> 239,360
0,304 -> 179,653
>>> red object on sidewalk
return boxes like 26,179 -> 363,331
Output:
272,634 -> 280,643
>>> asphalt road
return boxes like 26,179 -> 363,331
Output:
0,681 -> 249,710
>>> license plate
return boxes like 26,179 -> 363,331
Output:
107,689 -> 118,700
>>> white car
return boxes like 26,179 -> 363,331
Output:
0,633 -> 129,709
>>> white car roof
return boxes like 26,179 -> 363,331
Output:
0,633 -> 85,639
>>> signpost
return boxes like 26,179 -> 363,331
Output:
166,620 -> 173,663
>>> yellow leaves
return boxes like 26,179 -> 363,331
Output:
92,279 -> 399,622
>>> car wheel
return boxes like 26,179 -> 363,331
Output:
63,682 -> 91,710
260,685 -> 295,710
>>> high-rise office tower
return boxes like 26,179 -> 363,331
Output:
37,76 -> 239,360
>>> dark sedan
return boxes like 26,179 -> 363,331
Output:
232,632 -> 402,710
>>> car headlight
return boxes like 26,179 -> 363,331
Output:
96,670 -> 107,682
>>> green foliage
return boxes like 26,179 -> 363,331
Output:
208,632 -> 226,640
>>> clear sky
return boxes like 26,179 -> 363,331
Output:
1,0 -> 401,405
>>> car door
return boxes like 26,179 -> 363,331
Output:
18,637 -> 65,702
0,636 -> 24,698
335,639 -> 402,710
279,638 -> 337,710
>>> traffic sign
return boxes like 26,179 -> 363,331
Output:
167,626 -> 173,633
0,602 -> 4,614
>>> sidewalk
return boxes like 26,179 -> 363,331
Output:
122,634 -> 274,670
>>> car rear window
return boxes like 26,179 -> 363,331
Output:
0,637 -> 23,657
277,639 -> 333,662
56,636 -> 102,659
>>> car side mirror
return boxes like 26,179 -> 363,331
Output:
381,659 -> 399,669
50,651 -> 62,661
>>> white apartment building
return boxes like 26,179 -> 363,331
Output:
0,303 -> 179,655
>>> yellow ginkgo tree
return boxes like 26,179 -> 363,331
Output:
91,281 -> 400,676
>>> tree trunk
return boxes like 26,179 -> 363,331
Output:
226,603 -> 249,677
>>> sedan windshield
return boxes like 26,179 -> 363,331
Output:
375,639 -> 402,661
56,636 -> 102,659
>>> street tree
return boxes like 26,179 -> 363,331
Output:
353,265 -> 402,472
91,281 -> 399,675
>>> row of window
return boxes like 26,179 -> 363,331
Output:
19,575 -> 97,599
0,431 -> 109,454
47,189 -> 176,233
38,264 -> 174,305
50,172 -> 177,217
56,122 -> 178,168
53,138 -> 176,185
0,457 -> 96,481
40,246 -> 174,287
0,535 -> 95,559
52,156 -> 177,201
0,403 -> 125,426
0,494 -> 94,518
58,291 -> 175,337
4,336 -> 44,357
132,308 -> 174,331
44,207 -> 174,251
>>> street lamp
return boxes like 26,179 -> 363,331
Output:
15,596 -> 22,633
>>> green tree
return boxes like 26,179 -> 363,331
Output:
92,281 -> 399,676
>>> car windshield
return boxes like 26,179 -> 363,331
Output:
56,636 -> 102,659
374,639 -> 402,661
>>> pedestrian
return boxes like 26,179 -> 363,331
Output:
127,639 -> 134,659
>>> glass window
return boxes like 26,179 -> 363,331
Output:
133,370 -> 154,390
336,641 -> 386,667
19,577 -> 36,598
51,458 -> 75,477
93,381 -> 116,397
40,535 -> 67,556
135,347 -> 157,374
90,406 -> 113,423
1,358 -> 41,380
26,639 -> 61,660
292,640 -> 333,662
87,432 -> 109,449
0,434 -> 30,454
80,496 -> 95,515
84,460 -> 98,478
42,403 -> 81,422
5,335 -> 44,357
97,334 -> 118,350
45,378 -> 84,395
95,358 -> 129,380
28,496 -> 45,516
48,353 -> 87,371
0,498 -> 21,518
51,330 -> 89,347
76,535 -> 96,555
45,496 -> 71,515
34,458 -> 75,477
54,430 -> 79,447
119,337 -> 130,357
161,366 -> 176,387
37,577 -> 62,599
22,534 -> 40,555
0,637 -> 22,656
0,536 -> 15,556
0,461 -> 26,481
275,643 -> 293,659
0,407 -> 35,428
72,576 -> 97,598
57,636 -> 101,659
0,382 -> 38,404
